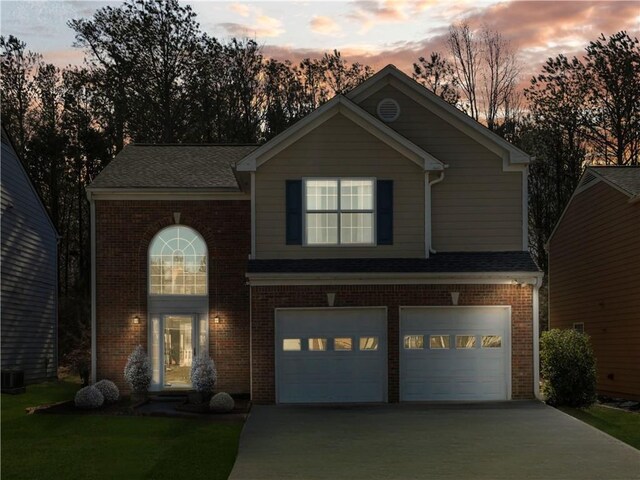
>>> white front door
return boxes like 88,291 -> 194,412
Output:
162,314 -> 195,389
400,306 -> 511,401
275,308 -> 387,404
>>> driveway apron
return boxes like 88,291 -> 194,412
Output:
229,401 -> 640,480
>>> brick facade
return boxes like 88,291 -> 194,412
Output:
95,200 -> 251,394
251,283 -> 534,403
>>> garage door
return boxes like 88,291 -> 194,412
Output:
400,307 -> 511,401
275,308 -> 387,404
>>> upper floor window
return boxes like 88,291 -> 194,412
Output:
149,226 -> 207,295
304,178 -> 375,245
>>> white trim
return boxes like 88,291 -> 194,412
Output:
522,166 -> 529,250
398,305 -> 512,401
249,285 -> 253,400
546,168 -> 635,246
90,199 -> 97,383
250,172 -> 256,259
427,171 -> 445,254
86,189 -> 249,201
346,65 -> 531,167
533,281 -> 541,399
246,271 -> 544,286
424,173 -> 429,259
236,95 -> 444,172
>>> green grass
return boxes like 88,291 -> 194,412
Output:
1,381 -> 243,480
559,405 -> 640,450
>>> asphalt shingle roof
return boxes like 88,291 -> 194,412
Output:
247,252 -> 540,274
88,144 -> 258,189
590,166 -> 640,196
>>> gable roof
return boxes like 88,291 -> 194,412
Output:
235,95 -> 445,172
1,126 -> 58,236
547,166 -> 640,245
588,166 -> 640,197
347,65 -> 531,168
87,144 -> 258,191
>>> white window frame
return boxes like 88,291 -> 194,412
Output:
148,225 -> 208,297
302,177 -> 376,246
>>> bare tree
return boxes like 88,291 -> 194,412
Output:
448,23 -> 481,120
481,29 -> 520,131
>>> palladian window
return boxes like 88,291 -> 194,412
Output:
149,226 -> 207,295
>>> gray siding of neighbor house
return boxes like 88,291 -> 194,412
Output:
1,137 -> 58,383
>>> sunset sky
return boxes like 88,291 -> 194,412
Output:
2,0 -> 639,80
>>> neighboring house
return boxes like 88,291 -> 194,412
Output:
548,166 -> 640,401
87,65 -> 542,404
1,127 -> 58,384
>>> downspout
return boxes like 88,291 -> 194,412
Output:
427,171 -> 445,255
250,172 -> 256,259
533,277 -> 541,400
89,192 -> 97,384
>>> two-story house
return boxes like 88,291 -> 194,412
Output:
87,65 -> 542,404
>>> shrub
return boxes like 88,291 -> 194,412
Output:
75,386 -> 104,409
191,353 -> 217,393
210,392 -> 234,413
124,345 -> 151,392
94,379 -> 120,404
540,329 -> 597,408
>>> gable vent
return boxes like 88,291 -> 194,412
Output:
377,98 -> 400,123
578,170 -> 599,191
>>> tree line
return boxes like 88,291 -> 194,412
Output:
1,0 -> 638,360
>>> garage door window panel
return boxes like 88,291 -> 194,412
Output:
283,339 -> 301,351
429,335 -> 450,349
308,338 -> 327,351
481,335 -> 502,348
334,338 -> 353,351
404,335 -> 424,349
456,335 -> 477,349
360,336 -> 379,351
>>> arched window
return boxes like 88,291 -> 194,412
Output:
149,226 -> 207,295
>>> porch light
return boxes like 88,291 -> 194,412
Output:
214,315 -> 220,324
133,315 -> 140,325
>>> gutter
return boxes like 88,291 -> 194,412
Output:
532,277 -> 541,399
88,191 -> 97,384
427,171 -> 446,255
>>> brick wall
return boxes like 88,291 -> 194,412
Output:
95,200 -> 251,394
251,284 -> 534,403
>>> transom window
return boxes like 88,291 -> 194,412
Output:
304,178 -> 374,245
149,226 -> 207,295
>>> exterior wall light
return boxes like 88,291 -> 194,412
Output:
133,315 -> 140,325
214,315 -> 220,324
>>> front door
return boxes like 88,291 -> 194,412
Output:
163,315 -> 195,389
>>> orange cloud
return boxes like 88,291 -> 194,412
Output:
310,16 -> 342,36
348,0 -> 411,34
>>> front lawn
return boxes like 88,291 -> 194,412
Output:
559,405 -> 640,450
1,381 -> 242,479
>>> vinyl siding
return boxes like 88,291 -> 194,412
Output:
548,181 -> 640,400
255,112 -> 425,258
358,84 -> 523,251
1,140 -> 58,383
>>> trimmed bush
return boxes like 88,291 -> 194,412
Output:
124,345 -> 151,393
75,386 -> 104,409
191,353 -> 217,394
210,392 -> 234,413
94,379 -> 120,404
540,329 -> 597,407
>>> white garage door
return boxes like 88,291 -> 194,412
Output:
275,308 -> 387,404
400,307 -> 511,401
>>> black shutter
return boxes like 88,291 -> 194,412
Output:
376,180 -> 393,245
285,180 -> 303,245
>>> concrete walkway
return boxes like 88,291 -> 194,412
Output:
229,402 -> 640,480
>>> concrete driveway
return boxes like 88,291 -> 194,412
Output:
229,402 -> 639,480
